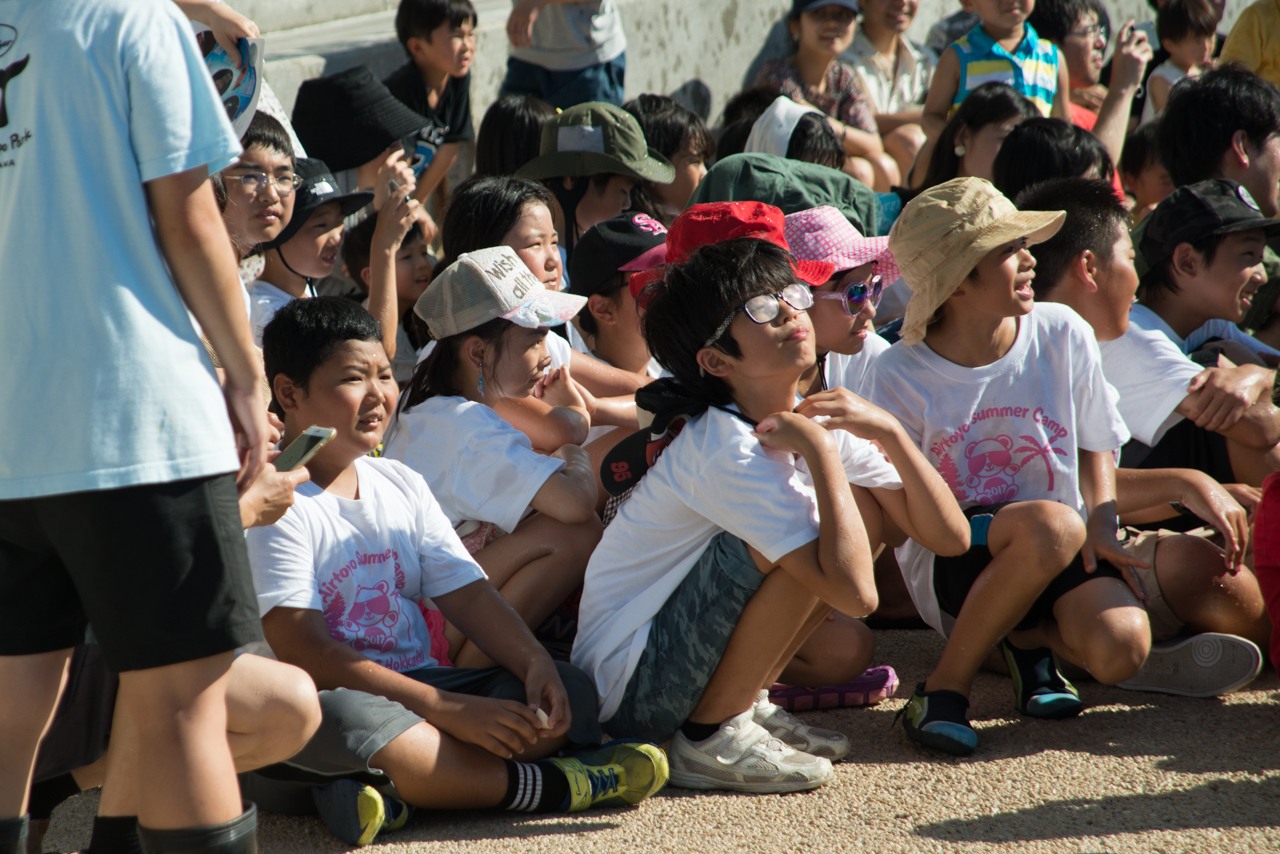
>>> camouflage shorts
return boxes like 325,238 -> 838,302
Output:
607,532 -> 763,743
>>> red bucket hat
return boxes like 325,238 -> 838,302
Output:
628,201 -> 836,300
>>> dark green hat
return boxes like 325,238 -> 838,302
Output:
515,102 -> 675,184
685,152 -> 881,238
1136,179 -> 1280,277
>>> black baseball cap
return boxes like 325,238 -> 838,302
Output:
791,0 -> 859,15
569,213 -> 669,298
258,159 -> 373,251
292,66 -> 431,172
1138,179 -> 1280,276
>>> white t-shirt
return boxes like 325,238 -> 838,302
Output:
825,332 -> 891,397
572,405 -> 903,720
1098,305 -> 1205,447
248,279 -> 302,347
509,0 -> 627,70
0,0 -> 242,499
867,303 -> 1130,635
246,457 -> 486,672
1123,303 -> 1280,360
382,397 -> 565,533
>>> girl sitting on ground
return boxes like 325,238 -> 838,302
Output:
383,246 -> 602,668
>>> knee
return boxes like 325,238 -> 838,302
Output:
1083,613 -> 1151,684
1013,501 -> 1086,569
846,156 -> 876,188
563,514 -> 603,564
265,665 -> 323,757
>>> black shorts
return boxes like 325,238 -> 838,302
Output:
933,502 -> 1126,632
1120,417 -> 1235,484
0,474 -> 262,671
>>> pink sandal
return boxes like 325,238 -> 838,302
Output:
769,665 -> 899,712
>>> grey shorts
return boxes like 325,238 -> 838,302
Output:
606,532 -> 764,744
242,662 -> 602,814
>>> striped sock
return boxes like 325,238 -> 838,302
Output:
500,761 -> 569,812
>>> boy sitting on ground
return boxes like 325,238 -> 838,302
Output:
1116,180 -> 1280,488
244,297 -> 666,846
1019,177 -> 1270,691
572,202 -> 967,792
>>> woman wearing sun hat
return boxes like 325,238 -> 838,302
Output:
866,178 -> 1155,757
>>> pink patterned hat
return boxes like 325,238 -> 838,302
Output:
783,205 -> 900,285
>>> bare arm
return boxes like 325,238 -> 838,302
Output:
491,396 -> 590,452
1051,60 -> 1072,120
412,142 -> 459,207
508,0 -> 583,47
529,445 -> 598,523
1092,21 -> 1153,172
146,166 -> 268,491
367,182 -> 424,360
1147,74 -> 1173,114
1115,467 -> 1249,569
567,349 -> 647,396
921,47 -> 960,141
1176,364 -> 1280,447
172,0 -> 258,67
826,116 -> 887,157
1078,448 -> 1147,598
874,107 -> 926,135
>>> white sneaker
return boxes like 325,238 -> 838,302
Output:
752,690 -> 851,761
667,710 -> 834,793
1118,633 -> 1263,698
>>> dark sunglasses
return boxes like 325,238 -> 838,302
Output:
813,270 -> 883,316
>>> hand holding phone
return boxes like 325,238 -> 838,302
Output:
273,425 -> 336,472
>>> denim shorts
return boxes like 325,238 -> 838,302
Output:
500,53 -> 626,109
606,532 -> 764,743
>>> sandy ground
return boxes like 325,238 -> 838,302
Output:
41,629 -> 1280,853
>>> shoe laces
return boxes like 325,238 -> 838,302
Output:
586,765 -> 622,800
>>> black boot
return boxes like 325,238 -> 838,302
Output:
137,804 -> 256,854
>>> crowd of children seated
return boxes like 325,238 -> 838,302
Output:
6,0 -> 1280,852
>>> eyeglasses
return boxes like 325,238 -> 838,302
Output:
814,271 -> 884,316
1066,23 -> 1106,42
703,283 -> 814,349
230,171 -> 303,196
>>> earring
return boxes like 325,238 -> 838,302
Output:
477,364 -> 485,396
953,144 -> 966,157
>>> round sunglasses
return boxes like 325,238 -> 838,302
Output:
703,283 -> 815,348
813,270 -> 884,316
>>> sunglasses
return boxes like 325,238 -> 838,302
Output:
813,271 -> 884,316
703,283 -> 814,349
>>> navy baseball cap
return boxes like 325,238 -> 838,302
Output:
791,0 -> 860,15
1138,179 -> 1280,276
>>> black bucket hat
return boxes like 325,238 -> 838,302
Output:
291,66 -> 431,172
259,159 -> 373,251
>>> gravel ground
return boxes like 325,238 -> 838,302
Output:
41,630 -> 1280,853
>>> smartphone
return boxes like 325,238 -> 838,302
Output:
388,178 -> 401,192
274,425 -> 336,472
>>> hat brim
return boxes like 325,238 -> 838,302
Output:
809,236 -> 900,286
628,254 -> 833,300
619,243 -> 668,272
501,291 -> 588,329
516,147 -> 676,184
898,210 -> 1064,346
258,190 -> 374,251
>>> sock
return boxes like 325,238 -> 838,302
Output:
28,773 -> 81,820
0,815 -> 27,854
86,815 -> 142,854
499,761 -> 570,813
680,720 -> 721,743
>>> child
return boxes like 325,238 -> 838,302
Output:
1117,180 -> 1280,486
248,159 -> 374,345
744,96 -> 849,173
572,202 -> 967,790
516,102 -> 676,262
843,0 -> 936,178
248,297 -> 666,845
622,94 -> 716,226
921,0 -> 1071,151
1019,177 -> 1270,688
916,81 -> 1038,189
755,0 -> 899,190
1141,0 -> 1218,125
869,178 -> 1150,756
383,247 -> 602,666
1119,122 -> 1175,223
475,94 -> 557,178
501,0 -> 627,109
991,117 -> 1119,202
384,0 -> 477,206
218,112 -> 298,261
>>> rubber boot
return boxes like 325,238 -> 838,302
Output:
137,803 -> 256,854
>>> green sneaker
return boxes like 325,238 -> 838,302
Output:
895,682 -> 978,756
564,740 -> 669,807
1001,640 -> 1083,719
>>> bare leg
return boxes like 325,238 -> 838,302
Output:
1227,439 -> 1280,487
883,124 -> 926,182
925,501 -> 1085,696
449,513 -> 601,668
1011,576 -> 1150,684
865,151 -> 901,193
584,428 -> 630,513
0,649 -> 72,818
224,655 -> 322,771
779,613 -> 875,687
844,156 -> 877,190
1153,535 -> 1271,647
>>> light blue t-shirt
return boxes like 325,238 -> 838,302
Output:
0,0 -> 243,499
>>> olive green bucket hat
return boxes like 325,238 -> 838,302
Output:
515,101 -> 676,184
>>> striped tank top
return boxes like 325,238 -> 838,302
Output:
949,22 -> 1060,116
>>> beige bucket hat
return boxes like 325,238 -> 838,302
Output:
888,178 -> 1065,346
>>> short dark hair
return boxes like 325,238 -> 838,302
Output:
341,216 -> 424,291
1157,0 -> 1217,45
438,175 -> 554,275
722,85 -> 783,128
623,94 -> 716,219
921,82 -> 1038,189
992,117 -> 1115,201
1028,0 -> 1106,43
239,111 -> 294,160
1140,234 -> 1223,300
1016,178 -> 1131,297
575,273 -> 627,337
1158,66 -> 1280,186
786,112 -> 846,171
263,297 -> 383,408
475,95 -> 557,178
1119,120 -> 1163,177
642,238 -> 798,405
395,0 -> 476,49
